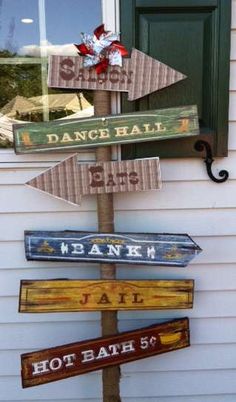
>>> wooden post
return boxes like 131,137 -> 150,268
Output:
94,90 -> 121,402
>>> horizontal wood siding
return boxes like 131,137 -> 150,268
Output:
0,1 -> 236,400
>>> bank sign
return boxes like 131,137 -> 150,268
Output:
25,231 -> 202,267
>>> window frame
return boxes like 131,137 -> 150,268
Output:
0,0 -> 120,155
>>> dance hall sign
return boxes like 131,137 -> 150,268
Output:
26,156 -> 161,206
25,231 -> 202,267
21,317 -> 189,387
19,279 -> 194,313
13,105 -> 199,154
48,48 -> 186,101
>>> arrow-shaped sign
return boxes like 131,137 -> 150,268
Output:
48,49 -> 186,101
26,155 -> 161,206
14,105 -> 199,154
25,230 -> 202,267
19,279 -> 194,313
21,317 -> 189,387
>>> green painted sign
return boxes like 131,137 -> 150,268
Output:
14,105 -> 199,154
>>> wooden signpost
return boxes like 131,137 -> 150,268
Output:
13,105 -> 199,154
48,48 -> 186,101
19,279 -> 194,313
26,155 -> 162,205
15,25 -> 197,400
21,317 -> 189,388
24,231 -> 202,267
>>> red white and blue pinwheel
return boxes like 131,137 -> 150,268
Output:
74,24 -> 128,74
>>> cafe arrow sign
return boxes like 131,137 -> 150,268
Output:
19,279 -> 194,313
21,317 -> 189,388
26,155 -> 161,206
13,105 -> 199,154
48,48 -> 186,101
25,231 -> 202,267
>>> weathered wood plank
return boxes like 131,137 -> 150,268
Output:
19,280 -> 194,312
48,49 -> 186,101
26,156 -> 162,206
13,105 -> 199,154
24,231 -> 201,267
21,317 -> 189,387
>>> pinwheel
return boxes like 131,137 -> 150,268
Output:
74,24 -> 128,74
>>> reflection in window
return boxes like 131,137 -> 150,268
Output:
0,64 -> 42,114
0,0 -> 40,55
0,0 -> 102,147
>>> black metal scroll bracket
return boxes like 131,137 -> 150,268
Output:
194,140 -> 229,183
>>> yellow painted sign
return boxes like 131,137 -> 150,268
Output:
19,280 -> 194,312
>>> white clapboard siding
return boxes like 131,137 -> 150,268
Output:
1,152 -> 236,183
1,180 -> 236,213
0,375 -> 101,400
1,210 -> 236,240
121,370 -> 236,397
123,398 -> 236,402
0,2 -> 236,402
3,398 -> 236,402
0,400 -> 99,402
1,316 -> 235,345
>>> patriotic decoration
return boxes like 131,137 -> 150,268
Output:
74,24 -> 128,74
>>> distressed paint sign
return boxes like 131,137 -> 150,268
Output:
19,279 -> 194,312
24,231 -> 202,267
13,105 -> 199,154
26,156 -> 161,206
21,317 -> 189,387
48,48 -> 186,101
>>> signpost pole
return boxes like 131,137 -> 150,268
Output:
94,90 -> 121,402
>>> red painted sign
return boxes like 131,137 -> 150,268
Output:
21,317 -> 189,387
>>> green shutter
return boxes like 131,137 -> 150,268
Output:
120,0 -> 231,159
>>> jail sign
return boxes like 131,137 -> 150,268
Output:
19,279 -> 194,312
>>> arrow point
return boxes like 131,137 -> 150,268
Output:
129,49 -> 187,101
26,154 -> 82,206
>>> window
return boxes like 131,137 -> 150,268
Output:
0,0 -> 102,147
120,0 -> 231,159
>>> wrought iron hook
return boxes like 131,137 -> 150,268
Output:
194,140 -> 229,183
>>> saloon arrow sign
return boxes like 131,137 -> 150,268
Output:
48,48 -> 186,101
26,155 -> 161,206
21,317 -> 189,387
25,231 -> 202,267
13,105 -> 199,154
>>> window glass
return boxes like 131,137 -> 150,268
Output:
45,0 -> 102,51
0,0 -> 102,147
0,0 -> 40,55
0,64 -> 42,117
